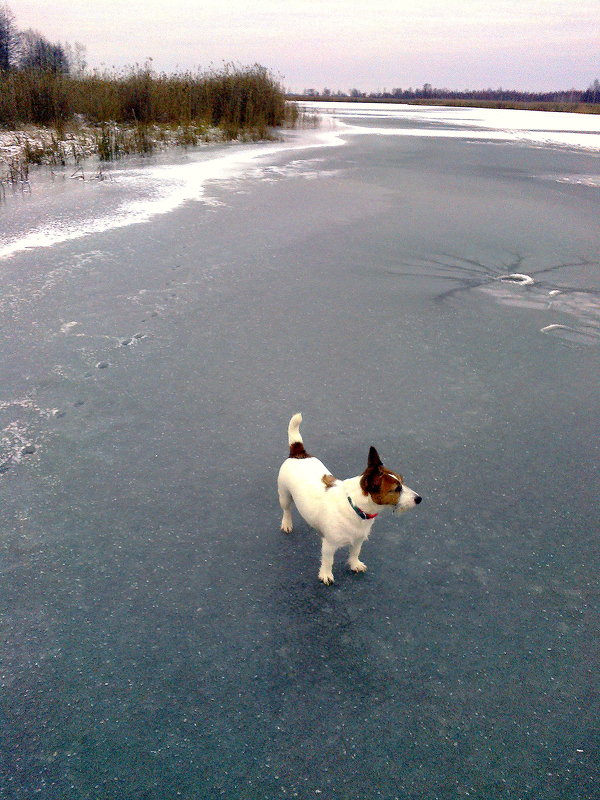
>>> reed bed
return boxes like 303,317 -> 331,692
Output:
0,64 -> 294,161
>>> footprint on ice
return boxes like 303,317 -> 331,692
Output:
120,333 -> 146,346
540,324 -> 600,346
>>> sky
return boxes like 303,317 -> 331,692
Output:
6,0 -> 600,93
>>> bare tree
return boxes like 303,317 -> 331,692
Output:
18,28 -> 69,72
582,78 -> 600,103
0,3 -> 18,70
64,40 -> 87,76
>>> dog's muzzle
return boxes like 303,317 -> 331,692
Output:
393,494 -> 422,513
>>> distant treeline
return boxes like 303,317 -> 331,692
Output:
293,80 -> 600,108
0,2 -> 82,74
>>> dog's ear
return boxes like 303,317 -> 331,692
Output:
361,468 -> 383,495
367,446 -> 383,469
361,447 -> 384,495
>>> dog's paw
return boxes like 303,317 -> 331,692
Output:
280,513 -> 293,533
318,570 -> 335,585
350,560 -> 367,573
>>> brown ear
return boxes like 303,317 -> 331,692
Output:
367,446 -> 383,469
361,447 -> 384,495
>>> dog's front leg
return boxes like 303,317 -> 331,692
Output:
318,539 -> 336,585
348,540 -> 367,573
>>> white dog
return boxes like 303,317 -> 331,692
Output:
277,413 -> 422,585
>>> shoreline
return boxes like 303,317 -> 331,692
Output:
287,95 -> 600,114
6,92 -> 596,176
5,91 -> 596,168
0,121 -> 278,186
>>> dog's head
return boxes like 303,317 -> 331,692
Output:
359,446 -> 422,513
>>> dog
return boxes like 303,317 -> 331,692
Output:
277,413 -> 422,584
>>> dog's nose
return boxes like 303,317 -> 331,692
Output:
414,495 -> 422,504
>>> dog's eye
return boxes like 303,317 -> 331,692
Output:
396,484 -> 403,493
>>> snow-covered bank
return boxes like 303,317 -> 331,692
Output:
0,125 -> 97,164
0,122 -> 261,183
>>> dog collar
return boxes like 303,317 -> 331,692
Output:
348,497 -> 378,520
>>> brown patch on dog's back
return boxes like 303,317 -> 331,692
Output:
321,474 -> 337,489
289,442 -> 311,459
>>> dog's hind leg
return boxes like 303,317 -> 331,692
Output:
278,484 -> 294,533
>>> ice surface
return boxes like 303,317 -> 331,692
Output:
302,100 -> 600,151
1,105 -> 599,799
0,129 -> 345,261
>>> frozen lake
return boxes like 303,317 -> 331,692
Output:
1,103 -> 599,799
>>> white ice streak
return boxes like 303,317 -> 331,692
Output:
540,323 -> 600,345
553,174 -> 600,187
0,128 -> 345,261
301,101 -> 600,152
498,273 -> 534,285
59,321 -> 79,333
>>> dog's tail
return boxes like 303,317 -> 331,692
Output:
287,413 -> 310,459
288,413 -> 303,445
